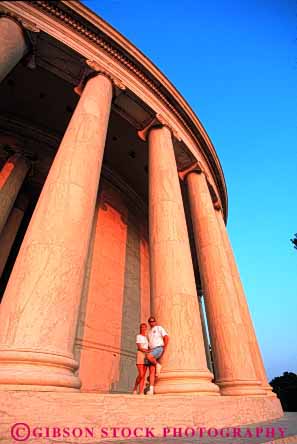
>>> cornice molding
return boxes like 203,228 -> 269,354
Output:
32,1 -> 195,138
0,1 -> 227,220
25,1 -> 226,213
32,1 -> 189,125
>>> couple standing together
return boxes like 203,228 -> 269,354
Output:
133,316 -> 169,395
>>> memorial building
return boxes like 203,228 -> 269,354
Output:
0,0 -> 282,435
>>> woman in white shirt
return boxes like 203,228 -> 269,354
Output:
132,322 -> 149,394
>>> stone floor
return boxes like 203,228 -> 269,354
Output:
113,413 -> 297,444
2,412 -> 296,444
0,391 -> 292,444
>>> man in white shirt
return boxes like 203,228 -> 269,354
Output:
145,316 -> 169,395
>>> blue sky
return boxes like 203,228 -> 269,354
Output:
81,0 -> 297,380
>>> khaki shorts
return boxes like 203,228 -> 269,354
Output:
136,350 -> 146,365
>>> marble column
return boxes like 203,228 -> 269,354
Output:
148,125 -> 219,395
0,16 -> 28,82
215,207 -> 274,395
186,168 -> 265,396
0,74 -> 113,390
0,154 -> 29,236
0,193 -> 29,279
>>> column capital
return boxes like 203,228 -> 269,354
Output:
179,161 -> 223,212
0,12 -> 40,71
137,113 -> 182,142
178,160 -> 205,181
22,20 -> 40,70
0,11 -> 40,33
74,59 -> 126,96
20,21 -> 40,34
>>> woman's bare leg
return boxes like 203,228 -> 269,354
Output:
138,365 -> 146,394
133,364 -> 143,393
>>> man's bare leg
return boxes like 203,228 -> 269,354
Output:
145,353 -> 157,366
146,353 -> 162,377
147,365 -> 156,394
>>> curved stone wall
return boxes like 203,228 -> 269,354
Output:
74,176 -> 150,393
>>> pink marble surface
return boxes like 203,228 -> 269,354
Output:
187,171 -> 264,396
0,75 -> 112,390
148,126 -> 218,395
0,391 -> 283,443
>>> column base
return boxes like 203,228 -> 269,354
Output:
217,379 -> 266,396
261,383 -> 276,396
0,349 -> 80,391
154,370 -> 220,395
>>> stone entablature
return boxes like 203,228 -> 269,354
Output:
0,0 -> 227,219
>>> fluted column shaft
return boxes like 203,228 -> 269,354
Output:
0,17 -> 28,82
186,170 -> 265,396
0,154 -> 29,235
148,126 -> 219,395
215,208 -> 273,395
0,74 -> 112,391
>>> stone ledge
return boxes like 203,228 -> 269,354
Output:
270,437 -> 297,444
0,391 -> 283,443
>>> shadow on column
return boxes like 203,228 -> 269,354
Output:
110,212 -> 141,393
73,198 -> 100,379
180,179 -> 215,377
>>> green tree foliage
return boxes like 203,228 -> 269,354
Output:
270,372 -> 297,411
290,233 -> 297,250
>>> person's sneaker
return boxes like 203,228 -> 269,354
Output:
156,363 -> 162,377
132,390 -> 137,394
147,386 -> 154,395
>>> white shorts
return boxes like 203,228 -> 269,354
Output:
136,350 -> 146,365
